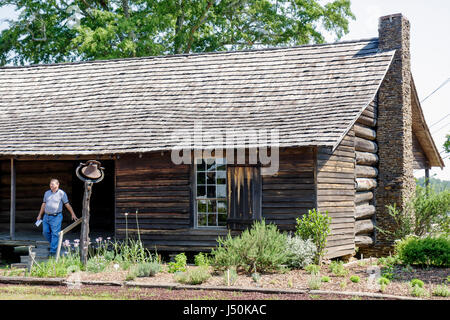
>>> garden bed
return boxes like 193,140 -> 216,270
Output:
46,258 -> 448,300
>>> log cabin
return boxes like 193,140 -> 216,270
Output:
0,14 -> 444,258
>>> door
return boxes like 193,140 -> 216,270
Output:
226,165 -> 262,230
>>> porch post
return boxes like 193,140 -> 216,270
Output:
10,158 -> 16,240
425,166 -> 430,195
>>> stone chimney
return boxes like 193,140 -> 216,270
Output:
374,13 -> 415,254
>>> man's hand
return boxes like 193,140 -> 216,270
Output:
36,214 -> 42,221
71,214 -> 79,221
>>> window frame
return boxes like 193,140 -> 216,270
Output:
193,156 -> 228,229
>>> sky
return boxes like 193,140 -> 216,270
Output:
0,1 -> 449,180
325,0 -> 450,181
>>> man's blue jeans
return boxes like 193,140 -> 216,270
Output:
42,213 -> 63,254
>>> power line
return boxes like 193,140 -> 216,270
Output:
429,113 -> 450,128
431,122 -> 450,135
420,77 -> 450,103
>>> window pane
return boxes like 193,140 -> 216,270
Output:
207,185 -> 216,198
196,159 -> 206,172
207,200 -> 217,213
197,172 -> 206,185
217,185 -> 226,198
206,158 -> 216,171
218,213 -> 227,226
216,170 -> 226,179
207,214 -> 217,227
196,158 -> 227,228
197,200 -> 207,213
206,171 -> 215,184
217,200 -> 227,214
197,185 -> 206,198
198,214 -> 207,226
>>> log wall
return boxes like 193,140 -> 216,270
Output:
316,129 -> 356,259
262,147 -> 316,231
354,99 -> 378,249
115,152 -> 229,251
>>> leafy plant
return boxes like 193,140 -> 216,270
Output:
305,264 -> 320,275
251,272 -> 261,283
135,261 -> 161,277
194,252 -> 210,267
432,284 -> 450,297
377,277 -> 391,286
395,235 -> 450,267
377,185 -> 450,240
350,275 -> 360,283
410,279 -> 424,288
168,253 -> 187,273
295,209 -> 332,264
223,268 -> 238,286
210,219 -> 288,273
0,1 -> 355,65
86,255 -> 109,273
410,285 -> 429,298
125,267 -> 138,281
307,275 -> 322,290
30,255 -> 83,278
321,276 -> 330,283
381,264 -> 395,280
339,280 -> 347,290
174,266 -> 211,285
329,261 -> 348,277
285,235 -> 317,269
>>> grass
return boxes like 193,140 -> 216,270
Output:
0,285 -> 119,300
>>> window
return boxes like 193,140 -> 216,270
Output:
195,158 -> 227,228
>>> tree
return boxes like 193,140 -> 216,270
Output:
445,134 -> 450,153
0,0 -> 354,65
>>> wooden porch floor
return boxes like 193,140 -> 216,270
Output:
0,223 -> 113,247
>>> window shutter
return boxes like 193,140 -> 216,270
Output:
226,166 -> 262,230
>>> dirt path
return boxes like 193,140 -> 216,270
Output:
0,283 -> 387,300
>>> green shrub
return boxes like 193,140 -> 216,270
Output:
135,261 -> 160,277
381,264 -> 395,280
377,185 -> 450,239
223,268 -> 238,286
251,272 -> 261,283
86,256 -> 109,273
285,235 -> 317,269
126,267 -> 138,281
340,280 -> 347,290
410,285 -> 429,298
305,264 -> 320,275
29,256 -> 82,278
329,261 -> 348,277
410,279 -> 424,288
174,266 -> 211,285
295,209 -> 331,263
432,284 -> 450,297
210,219 -> 288,273
350,275 -> 360,283
168,253 -> 187,273
308,275 -> 322,290
321,276 -> 330,283
395,235 -> 450,267
194,252 -> 210,267
377,277 -> 390,286
413,185 -> 450,236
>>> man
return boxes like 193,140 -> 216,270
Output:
36,179 -> 78,256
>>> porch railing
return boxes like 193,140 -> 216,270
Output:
55,219 -> 82,261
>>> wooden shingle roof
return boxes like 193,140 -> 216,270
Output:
0,38 -> 395,156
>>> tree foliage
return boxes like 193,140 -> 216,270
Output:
0,0 -> 354,65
